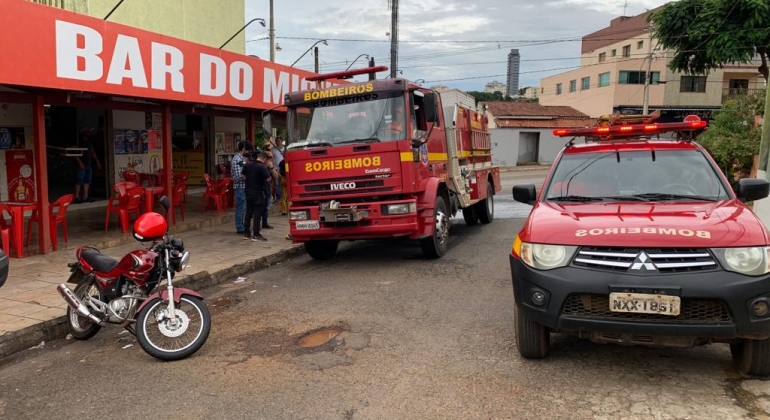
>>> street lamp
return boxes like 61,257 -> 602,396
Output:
345,54 -> 370,71
291,40 -> 328,67
219,18 -> 266,49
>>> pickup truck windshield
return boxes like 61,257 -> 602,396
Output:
545,150 -> 730,202
288,94 -> 408,146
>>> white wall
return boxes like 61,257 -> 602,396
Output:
490,128 -> 564,167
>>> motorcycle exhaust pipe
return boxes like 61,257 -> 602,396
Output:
57,283 -> 104,326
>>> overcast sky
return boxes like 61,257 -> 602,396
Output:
245,0 -> 670,92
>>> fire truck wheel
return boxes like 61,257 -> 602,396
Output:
514,304 -> 550,359
731,338 -> 770,377
420,196 -> 449,258
475,181 -> 494,224
305,240 -> 339,261
462,207 -> 479,225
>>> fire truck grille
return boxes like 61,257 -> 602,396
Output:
572,247 -> 718,273
297,175 -> 395,199
561,294 -> 733,324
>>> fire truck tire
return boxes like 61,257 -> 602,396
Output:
305,240 -> 339,260
420,197 -> 449,258
475,181 -> 494,224
514,304 -> 550,359
731,338 -> 770,376
462,207 -> 479,225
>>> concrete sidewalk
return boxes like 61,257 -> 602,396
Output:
0,216 -> 302,359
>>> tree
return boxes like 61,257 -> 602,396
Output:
648,0 -> 770,80
697,91 -> 765,187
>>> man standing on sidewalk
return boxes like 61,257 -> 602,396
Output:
231,140 -> 252,235
242,151 -> 271,241
270,136 -> 288,215
261,150 -> 279,230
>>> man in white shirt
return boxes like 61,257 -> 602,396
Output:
270,136 -> 288,215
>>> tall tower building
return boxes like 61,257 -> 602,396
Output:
507,49 -> 521,96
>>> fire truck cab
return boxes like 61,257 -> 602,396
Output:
263,67 -> 500,260
510,114 -> 770,376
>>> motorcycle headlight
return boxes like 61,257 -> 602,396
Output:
514,239 -> 577,270
173,251 -> 190,272
713,247 -> 770,276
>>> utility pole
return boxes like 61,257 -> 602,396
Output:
269,0 -> 275,62
314,46 -> 319,73
642,28 -> 653,115
369,57 -> 376,81
389,0 -> 399,78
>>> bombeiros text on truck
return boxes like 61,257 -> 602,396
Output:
510,112 -> 770,376
263,66 -> 501,260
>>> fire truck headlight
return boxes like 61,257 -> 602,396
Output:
713,247 -> 770,276
383,203 -> 416,215
519,243 -> 577,270
290,211 -> 309,221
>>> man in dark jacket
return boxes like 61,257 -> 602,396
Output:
241,151 -> 272,241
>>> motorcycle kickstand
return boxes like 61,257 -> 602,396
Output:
124,326 -> 136,336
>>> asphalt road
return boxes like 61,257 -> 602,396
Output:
2,168 -> 769,420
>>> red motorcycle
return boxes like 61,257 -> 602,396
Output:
57,197 -> 211,361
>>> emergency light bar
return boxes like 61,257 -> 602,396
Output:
306,66 -> 389,82
553,118 -> 707,137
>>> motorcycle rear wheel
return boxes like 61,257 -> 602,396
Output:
135,296 -> 211,361
67,278 -> 103,340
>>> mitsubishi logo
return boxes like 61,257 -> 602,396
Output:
630,252 -> 657,271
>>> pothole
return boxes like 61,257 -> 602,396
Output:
211,298 -> 233,307
297,327 -> 342,348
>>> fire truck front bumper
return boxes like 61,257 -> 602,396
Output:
288,200 -> 422,241
510,255 -> 770,342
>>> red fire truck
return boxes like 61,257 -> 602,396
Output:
510,114 -> 770,376
263,66 -> 500,260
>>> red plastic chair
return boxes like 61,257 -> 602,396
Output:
169,183 -> 186,224
173,171 -> 190,202
105,187 -> 145,233
122,170 -> 138,183
202,178 -> 231,214
0,205 -> 14,255
26,194 -> 75,251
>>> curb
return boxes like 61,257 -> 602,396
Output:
0,244 -> 305,360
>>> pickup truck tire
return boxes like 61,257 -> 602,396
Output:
420,197 -> 449,258
514,304 -> 550,359
305,240 -> 339,260
462,207 -> 478,225
731,338 -> 770,376
475,181 -> 494,224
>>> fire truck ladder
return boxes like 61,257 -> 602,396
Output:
442,104 -> 473,208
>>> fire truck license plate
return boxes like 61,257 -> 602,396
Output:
295,220 -> 320,230
609,293 -> 680,316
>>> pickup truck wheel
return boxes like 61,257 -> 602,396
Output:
514,304 -> 550,359
305,240 -> 339,260
731,338 -> 770,376
475,181 -> 494,224
462,207 -> 478,225
420,197 -> 449,258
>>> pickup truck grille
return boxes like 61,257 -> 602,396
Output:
562,294 -> 733,324
572,247 -> 718,273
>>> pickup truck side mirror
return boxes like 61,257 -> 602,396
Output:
513,184 -> 537,205
737,178 -> 770,202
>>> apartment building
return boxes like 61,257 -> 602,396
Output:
539,9 -> 766,119
484,81 -> 508,96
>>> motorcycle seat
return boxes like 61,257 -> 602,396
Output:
81,249 -> 118,273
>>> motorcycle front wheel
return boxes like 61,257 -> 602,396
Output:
135,296 -> 211,361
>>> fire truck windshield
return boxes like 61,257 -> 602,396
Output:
545,150 -> 730,202
287,95 -> 412,146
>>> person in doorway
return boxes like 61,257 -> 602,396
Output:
270,136 -> 288,215
231,140 -> 253,235
242,151 -> 271,241
261,150 -> 279,230
74,127 -> 102,203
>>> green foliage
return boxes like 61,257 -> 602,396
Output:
467,91 -> 510,104
648,0 -> 770,80
697,92 -> 765,185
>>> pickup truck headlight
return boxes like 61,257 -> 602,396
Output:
713,247 -> 770,276
290,210 -> 309,221
514,238 -> 577,270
